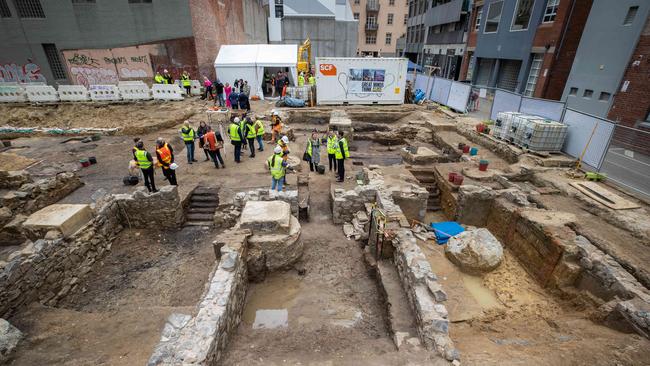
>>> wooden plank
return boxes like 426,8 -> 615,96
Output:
570,181 -> 640,210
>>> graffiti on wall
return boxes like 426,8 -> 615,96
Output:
0,60 -> 47,83
62,46 -> 154,87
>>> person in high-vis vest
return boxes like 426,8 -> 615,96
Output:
326,130 -> 338,172
154,72 -> 165,84
179,120 -> 197,164
254,116 -> 265,152
245,118 -> 257,158
228,117 -> 244,163
335,131 -> 349,182
181,71 -> 192,96
298,72 -> 305,87
155,138 -> 177,186
305,131 -> 321,172
202,125 -> 225,169
267,146 -> 287,191
133,141 -> 158,192
308,73 -> 316,86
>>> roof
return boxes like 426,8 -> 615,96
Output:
215,44 -> 298,68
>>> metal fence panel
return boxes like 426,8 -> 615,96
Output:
519,97 -> 565,121
414,74 -> 431,95
447,81 -> 471,113
600,125 -> 650,199
561,109 -> 615,169
490,89 -> 521,121
431,76 -> 452,105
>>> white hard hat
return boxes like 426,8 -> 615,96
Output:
281,136 -> 289,144
163,69 -> 168,73
272,111 -> 279,116
234,117 -> 240,123
274,146 -> 282,154
170,163 -> 178,170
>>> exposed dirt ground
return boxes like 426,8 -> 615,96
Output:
7,227 -> 215,366
2,99 -> 650,365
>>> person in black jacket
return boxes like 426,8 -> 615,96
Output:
238,92 -> 250,111
197,121 -> 211,161
213,79 -> 225,107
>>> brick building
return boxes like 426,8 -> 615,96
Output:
459,0 -> 593,98
0,0 -> 267,85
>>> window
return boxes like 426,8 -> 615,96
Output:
0,0 -> 11,17
42,44 -> 66,80
354,0 -> 360,4
386,32 -> 392,44
366,34 -> 377,44
14,0 -> 45,18
353,12 -> 359,20
474,6 -> 482,30
583,89 -> 593,98
623,6 -> 638,26
524,54 -> 543,96
389,0 -> 395,5
511,0 -> 534,31
599,92 -> 611,102
543,0 -> 559,23
404,13 -> 408,24
387,13 -> 393,24
569,87 -> 578,96
367,15 -> 376,25
484,1 -> 503,33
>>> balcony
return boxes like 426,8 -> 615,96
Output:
366,1 -> 380,12
365,22 -> 379,31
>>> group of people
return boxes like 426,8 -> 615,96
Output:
304,130 -> 349,183
130,106 -> 348,194
154,69 -> 193,96
201,77 -> 251,111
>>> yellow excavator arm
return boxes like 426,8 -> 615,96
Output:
297,38 -> 311,73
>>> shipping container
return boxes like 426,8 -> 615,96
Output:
315,57 -> 408,105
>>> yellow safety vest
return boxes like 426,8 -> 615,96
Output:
134,148 -> 152,169
181,74 -> 191,87
255,120 -> 265,136
246,123 -> 256,139
306,138 -> 313,157
154,74 -> 165,84
267,153 -> 285,179
228,123 -> 241,141
308,76 -> 315,85
327,136 -> 338,154
298,75 -> 305,87
180,127 -> 195,142
335,138 -> 349,159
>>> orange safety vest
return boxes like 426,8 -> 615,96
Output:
156,143 -> 172,168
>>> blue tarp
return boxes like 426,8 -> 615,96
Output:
430,221 -> 465,244
407,61 -> 422,72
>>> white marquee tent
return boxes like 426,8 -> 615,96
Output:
214,44 -> 298,100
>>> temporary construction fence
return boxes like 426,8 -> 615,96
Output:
0,80 -> 202,104
408,71 -> 649,197
409,73 -> 472,113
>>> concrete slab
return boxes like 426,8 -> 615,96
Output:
239,200 -> 291,234
401,146 -> 441,164
22,204 -> 93,237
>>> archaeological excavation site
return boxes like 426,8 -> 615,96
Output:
0,100 -> 649,366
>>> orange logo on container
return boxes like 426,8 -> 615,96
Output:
319,64 -> 337,76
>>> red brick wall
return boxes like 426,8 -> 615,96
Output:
147,38 -> 200,80
189,0 -> 248,79
459,2 -> 481,81
540,0 -> 593,100
607,16 -> 650,129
